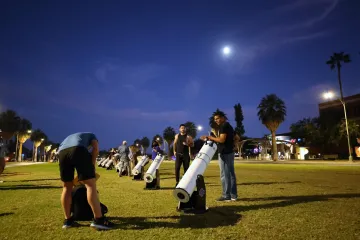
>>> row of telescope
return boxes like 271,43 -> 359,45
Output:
97,140 -> 218,209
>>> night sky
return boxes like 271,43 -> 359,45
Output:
1,0 -> 360,149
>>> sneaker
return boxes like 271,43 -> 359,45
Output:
216,197 -> 231,202
62,217 -> 77,229
231,197 -> 238,201
90,216 -> 114,230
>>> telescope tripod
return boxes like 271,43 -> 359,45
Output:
177,174 -> 208,214
132,166 -> 145,181
144,169 -> 160,190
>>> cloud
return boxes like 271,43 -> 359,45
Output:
216,0 -> 340,75
93,62 -> 168,85
184,78 -> 201,100
292,83 -> 337,104
95,63 -> 118,83
283,31 -> 329,44
123,84 -> 159,102
51,94 -> 188,122
281,0 -> 339,30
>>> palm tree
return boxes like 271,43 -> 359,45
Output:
140,137 -> 150,154
41,139 -> 54,162
16,118 -> 32,162
163,126 -> 176,157
0,110 -> 20,169
337,119 -> 360,142
326,52 -> 353,161
30,129 -> 47,162
133,138 -> 141,147
257,94 -> 287,161
326,52 -> 351,101
0,110 -> 21,140
184,121 -> 197,139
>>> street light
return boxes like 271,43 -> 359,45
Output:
197,125 -> 203,131
323,91 -> 334,99
15,129 -> 32,162
322,91 -> 353,161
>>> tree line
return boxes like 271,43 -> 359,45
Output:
0,110 -> 52,162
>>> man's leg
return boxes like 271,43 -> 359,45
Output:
217,154 -> 230,201
61,181 -> 74,220
130,160 -> 135,174
183,154 -> 190,174
222,154 -> 232,199
74,147 -> 113,230
126,161 -> 131,176
58,148 -> 77,228
118,160 -> 124,176
226,153 -> 237,200
82,178 -> 114,230
82,178 -> 102,218
175,154 -> 183,183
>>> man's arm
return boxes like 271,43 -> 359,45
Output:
207,123 -> 228,143
91,139 -> 99,166
208,134 -> 227,144
173,134 -> 178,155
187,136 -> 194,147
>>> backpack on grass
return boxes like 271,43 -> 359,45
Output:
70,185 -> 108,221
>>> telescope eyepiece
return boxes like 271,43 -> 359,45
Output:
177,192 -> 185,200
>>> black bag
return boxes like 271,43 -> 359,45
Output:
71,185 -> 108,221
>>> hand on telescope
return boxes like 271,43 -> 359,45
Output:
200,135 -> 208,141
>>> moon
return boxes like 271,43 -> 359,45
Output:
223,46 -> 231,56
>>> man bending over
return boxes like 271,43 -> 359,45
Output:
58,132 -> 113,230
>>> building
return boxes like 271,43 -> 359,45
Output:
318,93 -> 360,158
318,93 -> 360,125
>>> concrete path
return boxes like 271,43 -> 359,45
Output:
231,159 -> 360,166
4,162 -> 47,168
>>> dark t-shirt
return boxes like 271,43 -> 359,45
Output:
217,122 -> 234,154
176,134 -> 189,154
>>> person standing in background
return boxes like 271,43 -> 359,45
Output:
201,110 -> 238,202
173,124 -> 194,186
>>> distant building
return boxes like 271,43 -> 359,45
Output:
318,93 -> 360,125
318,93 -> 360,158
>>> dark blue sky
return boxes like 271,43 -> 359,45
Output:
1,0 -> 360,149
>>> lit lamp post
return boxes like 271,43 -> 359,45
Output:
33,138 -> 44,162
323,91 -> 353,162
15,129 -> 32,162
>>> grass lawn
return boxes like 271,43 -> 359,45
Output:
1,162 -> 360,240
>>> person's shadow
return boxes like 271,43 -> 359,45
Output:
108,192 -> 360,229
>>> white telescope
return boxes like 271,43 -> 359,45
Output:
132,155 -> 149,175
173,140 -> 217,203
104,159 -> 113,169
144,153 -> 164,183
101,158 -> 112,167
